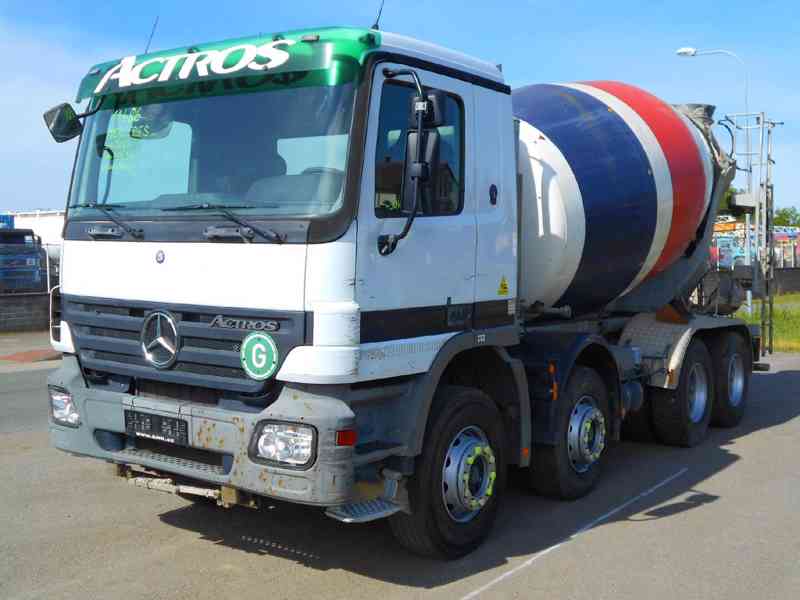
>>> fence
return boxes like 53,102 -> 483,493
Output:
775,268 -> 800,295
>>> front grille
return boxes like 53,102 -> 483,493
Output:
64,296 -> 303,395
117,437 -> 229,476
138,379 -> 220,405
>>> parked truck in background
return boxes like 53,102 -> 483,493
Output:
43,26 -> 762,558
0,226 -> 46,294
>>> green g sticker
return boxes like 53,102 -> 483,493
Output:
240,332 -> 279,380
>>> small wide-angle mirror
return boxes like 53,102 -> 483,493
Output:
43,103 -> 83,143
407,90 -> 447,129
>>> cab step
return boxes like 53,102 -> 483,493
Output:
325,498 -> 402,523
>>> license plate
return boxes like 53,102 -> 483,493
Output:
124,410 -> 188,446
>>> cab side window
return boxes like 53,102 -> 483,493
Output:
375,82 -> 464,218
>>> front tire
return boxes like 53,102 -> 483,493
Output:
528,366 -> 609,500
389,386 -> 507,559
652,338 -> 714,447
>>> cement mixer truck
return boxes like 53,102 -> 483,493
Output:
43,26 -> 762,558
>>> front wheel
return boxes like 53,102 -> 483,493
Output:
389,386 -> 507,559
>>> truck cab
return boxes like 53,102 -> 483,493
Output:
46,26 -> 518,538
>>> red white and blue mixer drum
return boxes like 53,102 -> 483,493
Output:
513,81 -> 714,315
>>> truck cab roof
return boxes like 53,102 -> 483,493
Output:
76,26 -> 506,102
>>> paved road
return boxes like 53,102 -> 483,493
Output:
2,356 -> 799,600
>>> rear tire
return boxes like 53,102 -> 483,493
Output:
528,366 -> 609,500
389,386 -> 507,559
652,338 -> 714,447
710,331 -> 751,428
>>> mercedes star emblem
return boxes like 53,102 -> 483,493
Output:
140,311 -> 179,369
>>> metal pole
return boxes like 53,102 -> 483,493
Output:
745,212 -> 752,315
766,125 -> 776,354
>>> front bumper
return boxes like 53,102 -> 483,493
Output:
48,356 -> 356,506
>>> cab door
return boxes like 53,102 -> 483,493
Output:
355,64 -> 476,346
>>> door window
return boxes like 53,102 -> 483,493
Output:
374,82 -> 464,218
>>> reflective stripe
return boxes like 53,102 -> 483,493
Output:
565,83 -> 673,293
586,81 -> 707,276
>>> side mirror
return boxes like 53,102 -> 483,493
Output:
43,103 -> 83,143
401,130 -> 440,215
408,91 -> 446,129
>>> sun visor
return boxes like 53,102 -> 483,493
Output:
76,28 -> 380,102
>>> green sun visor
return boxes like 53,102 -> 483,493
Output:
76,27 -> 380,102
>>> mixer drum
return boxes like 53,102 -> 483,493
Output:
513,81 -> 714,315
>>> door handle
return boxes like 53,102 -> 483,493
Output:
489,184 -> 498,206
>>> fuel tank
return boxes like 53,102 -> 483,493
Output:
513,81 -> 715,315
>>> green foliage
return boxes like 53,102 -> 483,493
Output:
739,294 -> 800,352
774,207 -> 800,227
719,186 -> 736,214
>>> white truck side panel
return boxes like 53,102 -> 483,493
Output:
474,85 -> 518,304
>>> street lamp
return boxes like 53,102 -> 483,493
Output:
675,47 -> 749,116
676,46 -> 754,313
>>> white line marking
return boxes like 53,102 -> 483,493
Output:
460,467 -> 689,600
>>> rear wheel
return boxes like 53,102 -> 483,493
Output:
389,386 -> 506,559
710,331 -> 751,428
652,338 -> 714,447
528,366 -> 609,499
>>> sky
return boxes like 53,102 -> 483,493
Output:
1,0 -> 797,211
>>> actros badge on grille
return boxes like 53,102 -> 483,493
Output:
209,315 -> 280,332
140,311 -> 179,368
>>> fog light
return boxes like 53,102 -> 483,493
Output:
49,386 -> 80,427
253,422 -> 315,467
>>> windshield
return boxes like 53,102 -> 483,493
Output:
68,81 -> 356,220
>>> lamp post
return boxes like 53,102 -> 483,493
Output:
675,48 -> 749,118
676,46 -> 754,314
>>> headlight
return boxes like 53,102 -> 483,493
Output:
49,386 -> 80,427
252,422 -> 315,468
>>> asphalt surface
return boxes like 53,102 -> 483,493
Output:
2,355 -> 799,600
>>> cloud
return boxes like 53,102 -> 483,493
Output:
0,19 -> 123,211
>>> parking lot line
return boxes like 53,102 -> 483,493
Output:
460,467 -> 689,600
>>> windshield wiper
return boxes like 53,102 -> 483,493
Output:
85,202 -> 144,239
161,203 -> 285,243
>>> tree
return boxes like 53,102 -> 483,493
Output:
718,186 -> 736,215
774,207 -> 800,227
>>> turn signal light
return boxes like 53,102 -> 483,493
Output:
336,429 -> 357,447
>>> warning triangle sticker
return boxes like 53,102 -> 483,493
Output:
498,276 -> 509,296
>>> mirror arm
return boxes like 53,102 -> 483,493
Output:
76,95 -> 107,120
378,68 -> 428,256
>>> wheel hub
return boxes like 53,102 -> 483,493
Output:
728,353 -> 745,407
442,426 -> 497,523
567,396 -> 606,473
687,362 -> 709,423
